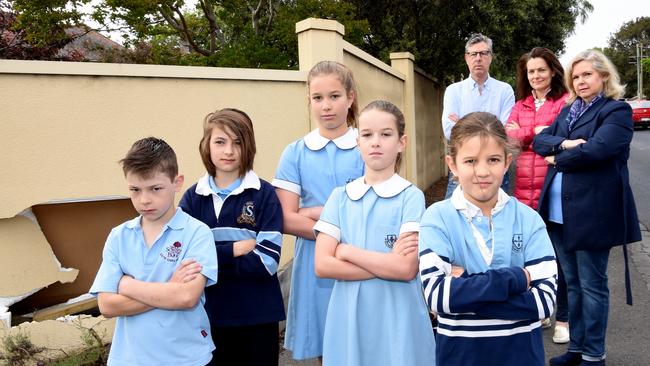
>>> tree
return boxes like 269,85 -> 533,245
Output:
0,0 -> 85,60
7,0 -> 368,68
348,0 -> 593,84
604,17 -> 650,99
6,0 -> 591,84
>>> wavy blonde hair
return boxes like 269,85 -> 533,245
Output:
565,49 -> 625,103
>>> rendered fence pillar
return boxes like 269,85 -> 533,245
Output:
390,52 -> 419,187
296,18 -> 345,72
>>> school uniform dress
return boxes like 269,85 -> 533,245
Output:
314,174 -> 436,366
418,188 -> 557,366
273,127 -> 364,359
90,208 -> 218,366
180,170 -> 285,366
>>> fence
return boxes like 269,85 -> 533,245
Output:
0,18 -> 444,317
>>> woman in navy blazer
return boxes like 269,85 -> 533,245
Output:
533,49 -> 640,366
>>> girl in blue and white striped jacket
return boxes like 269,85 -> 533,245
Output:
419,112 -> 557,366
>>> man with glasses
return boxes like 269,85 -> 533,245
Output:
441,33 -> 515,198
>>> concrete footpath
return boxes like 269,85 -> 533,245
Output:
279,225 -> 650,365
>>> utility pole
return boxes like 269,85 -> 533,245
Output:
630,42 -> 648,100
637,43 -> 643,100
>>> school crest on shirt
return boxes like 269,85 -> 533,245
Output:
384,234 -> 398,249
512,234 -> 523,253
160,241 -> 182,262
236,201 -> 256,226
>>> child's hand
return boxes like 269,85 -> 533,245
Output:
233,239 -> 257,257
298,206 -> 323,220
169,259 -> 202,283
391,232 -> 419,256
450,265 -> 465,278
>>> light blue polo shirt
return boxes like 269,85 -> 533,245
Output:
441,75 -> 515,140
90,207 -> 218,366
314,174 -> 436,366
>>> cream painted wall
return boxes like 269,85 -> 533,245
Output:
0,68 -> 307,219
0,19 -> 444,312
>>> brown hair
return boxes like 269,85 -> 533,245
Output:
565,49 -> 625,103
360,100 -> 406,172
120,137 -> 178,181
515,47 -> 567,101
307,61 -> 359,128
448,112 -> 519,163
199,108 -> 256,177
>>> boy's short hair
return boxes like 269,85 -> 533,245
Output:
199,108 -> 256,177
120,137 -> 178,180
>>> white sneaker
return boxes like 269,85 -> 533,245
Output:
541,318 -> 552,328
552,324 -> 570,344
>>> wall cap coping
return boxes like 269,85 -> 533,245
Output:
390,52 -> 415,61
0,59 -> 306,81
343,40 -> 404,80
295,18 -> 345,36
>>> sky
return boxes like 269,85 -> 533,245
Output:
559,0 -> 650,65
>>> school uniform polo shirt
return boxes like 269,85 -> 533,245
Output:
90,208 -> 218,366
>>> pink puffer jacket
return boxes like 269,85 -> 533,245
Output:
506,93 -> 568,209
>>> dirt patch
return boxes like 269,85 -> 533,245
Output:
423,176 -> 448,207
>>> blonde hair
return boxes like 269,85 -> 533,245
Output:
565,49 -> 625,103
307,61 -> 359,128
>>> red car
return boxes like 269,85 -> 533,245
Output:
627,100 -> 650,129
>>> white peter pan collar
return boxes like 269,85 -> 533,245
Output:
303,127 -> 358,151
450,185 -> 510,219
195,170 -> 261,197
345,174 -> 412,201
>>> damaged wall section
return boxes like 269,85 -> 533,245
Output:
1,199 -> 136,325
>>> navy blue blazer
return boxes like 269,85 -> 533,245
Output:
532,97 -> 640,251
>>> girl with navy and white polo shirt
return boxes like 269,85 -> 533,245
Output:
419,112 -> 557,366
273,61 -> 364,361
313,100 -> 436,366
180,108 -> 284,366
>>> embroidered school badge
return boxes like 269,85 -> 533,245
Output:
384,234 -> 398,249
236,201 -> 256,226
512,234 -> 523,253
160,241 -> 182,262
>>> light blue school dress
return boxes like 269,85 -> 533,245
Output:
273,127 -> 364,359
314,174 -> 436,366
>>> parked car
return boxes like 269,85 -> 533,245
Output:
627,100 -> 650,129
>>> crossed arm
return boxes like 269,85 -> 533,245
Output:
97,259 -> 205,318
315,231 -> 420,281
275,188 -> 321,240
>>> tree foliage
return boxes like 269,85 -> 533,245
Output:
603,16 -> 650,99
0,0 -> 85,60
4,0 -> 592,84
348,0 -> 592,84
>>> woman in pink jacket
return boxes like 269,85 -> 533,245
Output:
506,47 -> 569,344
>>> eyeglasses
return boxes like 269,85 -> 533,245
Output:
466,50 -> 492,58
